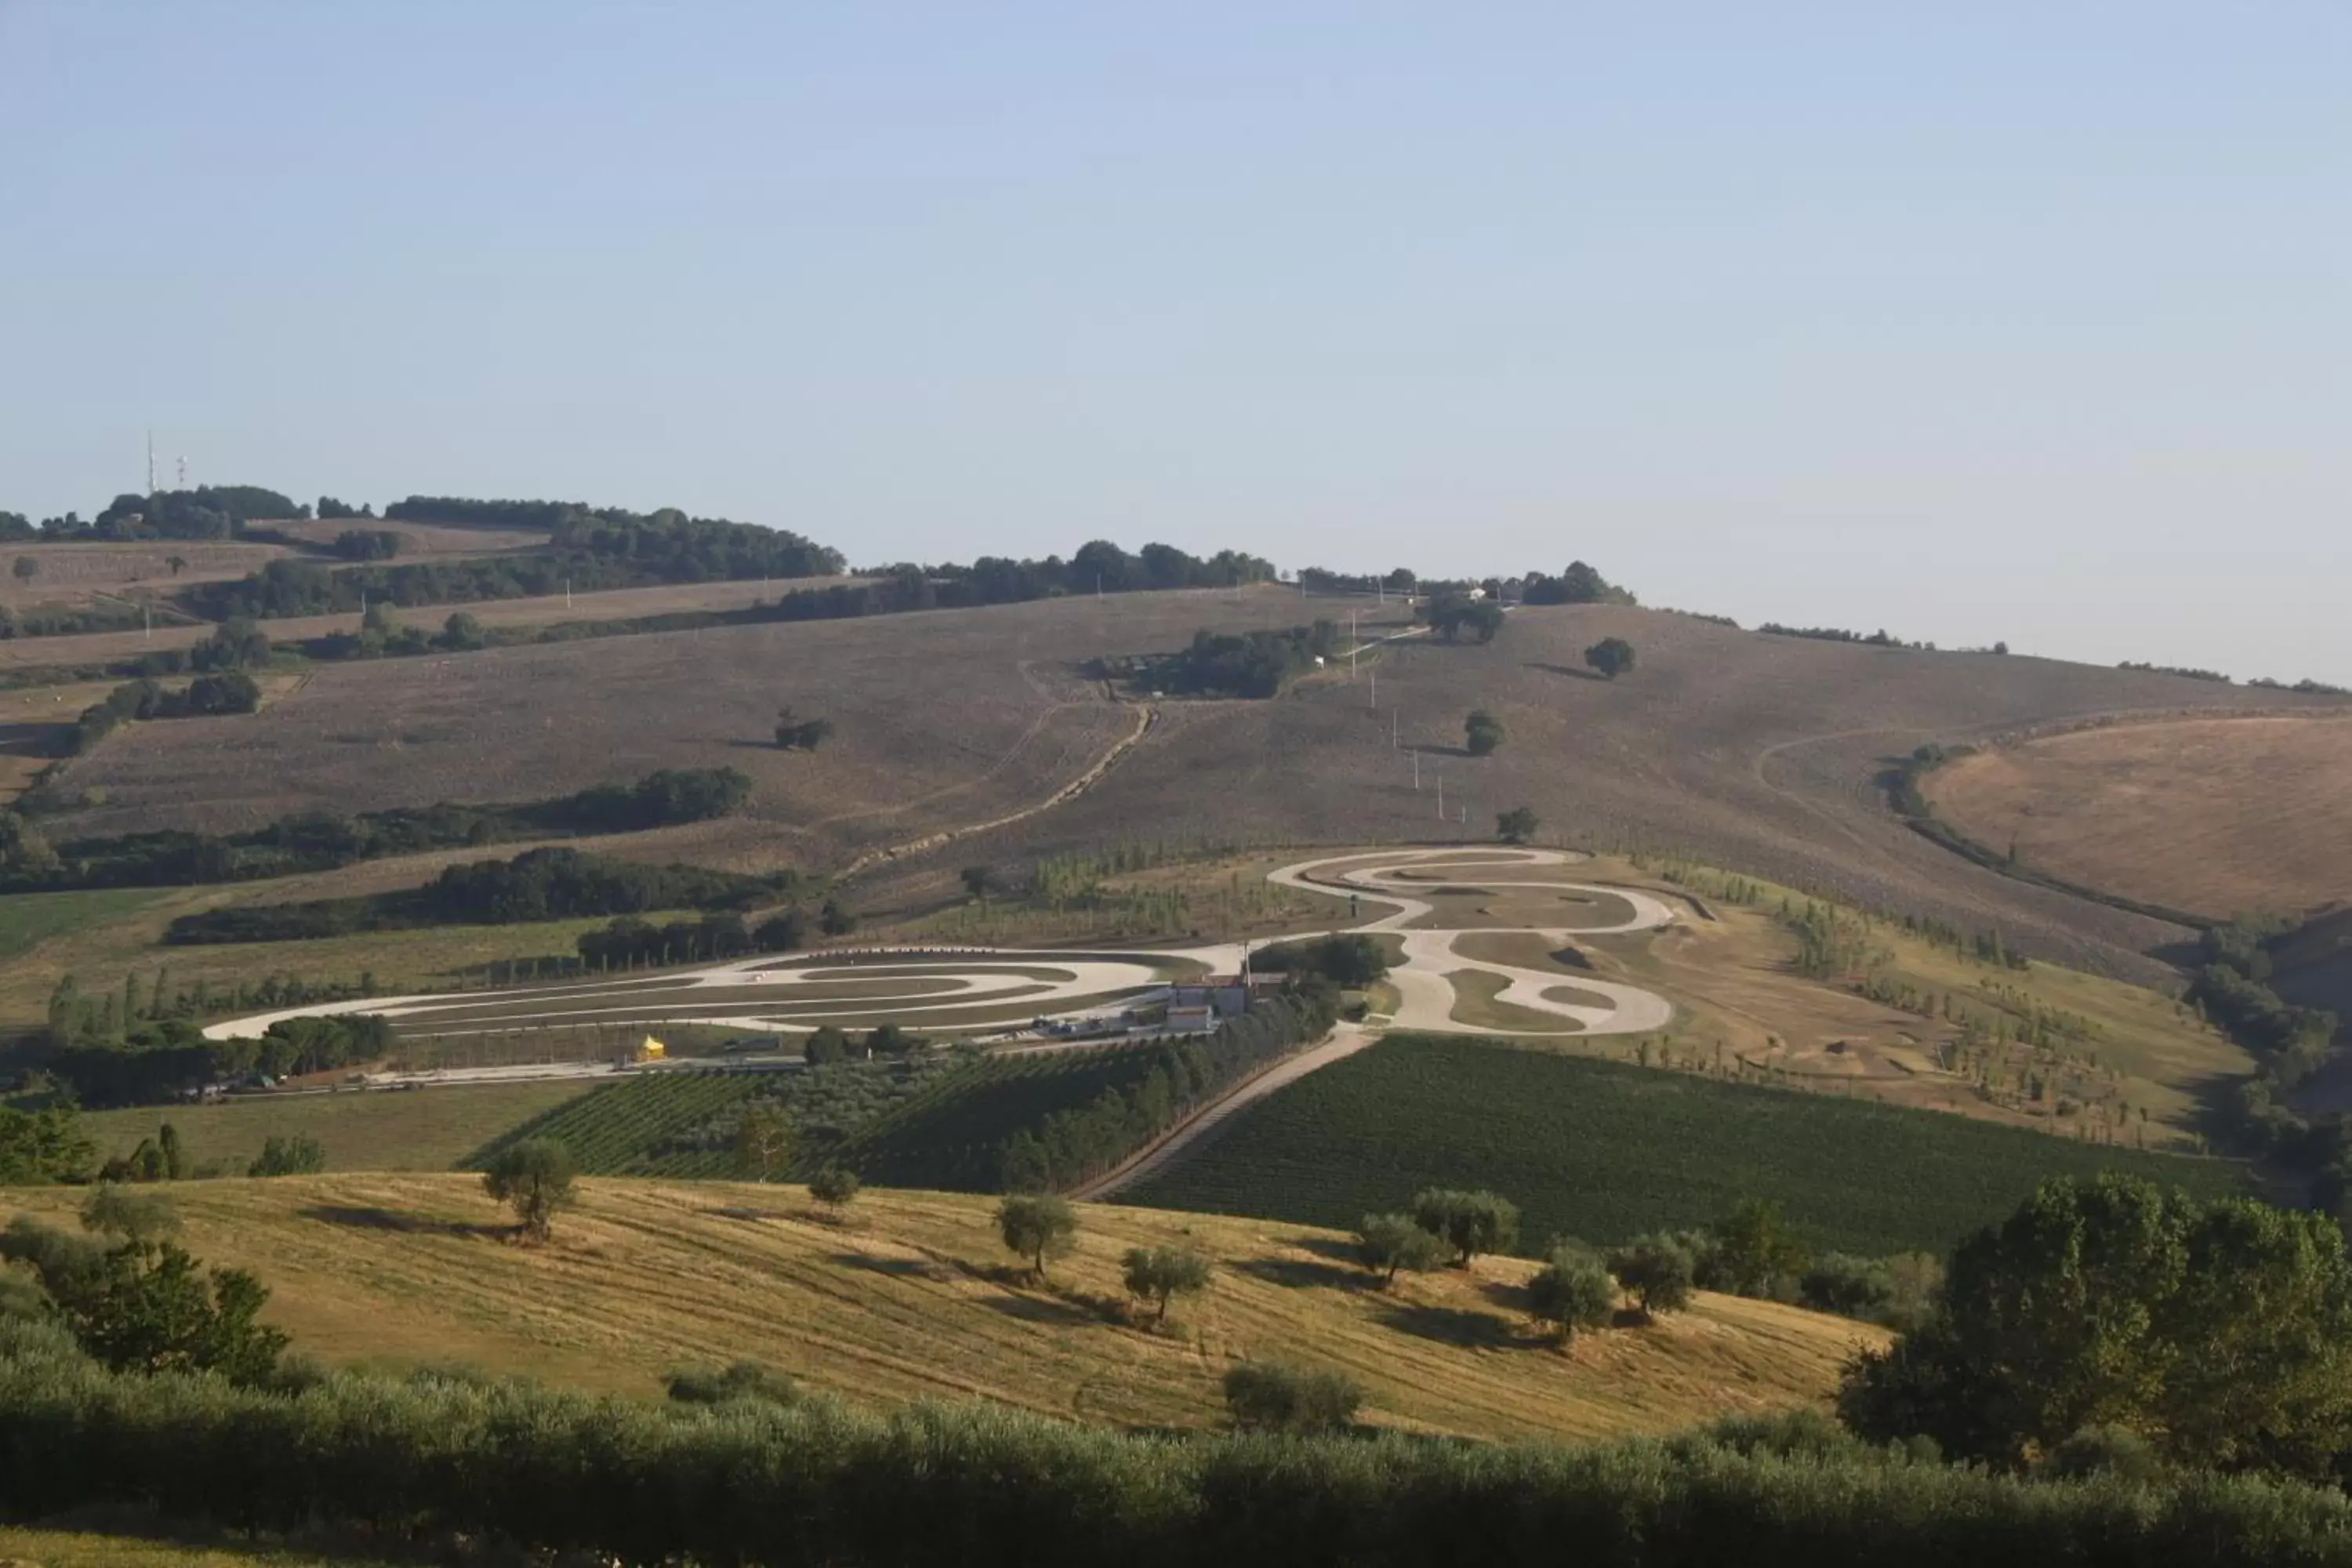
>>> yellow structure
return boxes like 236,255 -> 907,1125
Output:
637,1035 -> 667,1062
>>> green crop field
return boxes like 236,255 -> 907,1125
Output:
1119,1034 -> 2252,1257
0,887 -> 169,961
844,1045 -> 1171,1190
470,1056 -> 972,1178
81,1080 -> 594,1177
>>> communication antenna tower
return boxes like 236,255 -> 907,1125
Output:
145,430 -> 156,494
176,456 -> 187,488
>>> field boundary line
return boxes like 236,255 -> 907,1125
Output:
1070,1022 -> 1371,1201
839,703 -> 1157,881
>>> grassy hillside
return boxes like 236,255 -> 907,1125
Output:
0,1174 -> 1877,1443
1120,1034 -> 2249,1257
0,1522 -> 374,1567
1926,713 -> 2352,923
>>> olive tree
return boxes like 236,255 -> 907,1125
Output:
1410,1188 -> 1519,1268
996,1193 -> 1077,1278
481,1138 -> 577,1242
1526,1247 -> 1616,1345
1605,1232 -> 1696,1320
1356,1212 -> 1448,1284
1122,1245 -> 1211,1323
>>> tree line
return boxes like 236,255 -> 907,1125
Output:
2,767 -> 752,895
1102,622 -> 1345,699
992,989 -> 1339,1192
162,847 -> 794,946
40,1014 -> 396,1108
68,671 -> 260,754
23,485 -> 302,543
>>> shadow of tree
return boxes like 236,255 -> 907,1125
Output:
1523,661 -> 1605,683
298,1205 -> 499,1240
1231,1256 -> 1363,1291
1374,1301 -> 1521,1348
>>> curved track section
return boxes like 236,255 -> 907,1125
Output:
1258,848 -> 1679,1037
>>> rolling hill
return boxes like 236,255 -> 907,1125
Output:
33,588 -> 2347,985
0,1174 -> 1878,1443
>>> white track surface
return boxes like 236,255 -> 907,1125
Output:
1258,848 -> 1677,1037
205,848 -> 1677,1044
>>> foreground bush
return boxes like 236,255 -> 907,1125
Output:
1221,1362 -> 1363,1435
2,1329 -> 2349,1567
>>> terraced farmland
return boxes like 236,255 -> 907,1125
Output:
1119,1033 -> 2251,1257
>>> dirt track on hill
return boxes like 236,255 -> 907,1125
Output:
49,589 -> 2349,975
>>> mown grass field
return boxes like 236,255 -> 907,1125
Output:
1926,714 -> 2352,922
0,1174 -> 1881,1442
1119,1034 -> 2251,1258
80,1081 -> 592,1177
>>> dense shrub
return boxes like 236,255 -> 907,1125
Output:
163,847 -> 788,944
5,1330 -> 2352,1566
9,767 -> 753,895
1222,1363 -> 1363,1434
1249,934 -> 1388,987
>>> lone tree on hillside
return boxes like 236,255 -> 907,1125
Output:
1464,710 -> 1506,757
1605,1232 -> 1697,1321
774,707 -> 833,750
1356,1211 -> 1449,1284
481,1138 -> 577,1242
1122,1245 -> 1211,1323
1410,1188 -> 1520,1268
10,556 -> 34,583
1527,1246 -> 1617,1345
818,898 -> 855,936
807,1164 -> 860,1210
1584,637 -> 1636,681
1496,806 -> 1539,844
735,1103 -> 793,1181
960,866 -> 999,901
997,1192 -> 1078,1279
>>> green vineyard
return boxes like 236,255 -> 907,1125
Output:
1118,1033 -> 2251,1257
840,1046 -> 1174,1190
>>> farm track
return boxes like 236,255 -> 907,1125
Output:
838,703 -> 1158,880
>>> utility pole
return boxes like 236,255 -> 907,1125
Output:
1412,750 -> 1420,789
1368,668 -> 1375,709
1390,708 -> 1398,747
1436,769 -> 1443,819
145,430 -> 155,495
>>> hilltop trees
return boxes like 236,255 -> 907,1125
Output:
1584,637 -> 1636,680
1522,561 -> 1634,606
481,1139 -> 578,1242
1464,710 -> 1505,757
1841,1174 -> 2352,1477
1424,596 -> 1504,643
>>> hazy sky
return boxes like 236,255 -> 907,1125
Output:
3,5 -> 2345,681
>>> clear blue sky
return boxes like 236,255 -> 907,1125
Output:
3,4 -> 2345,681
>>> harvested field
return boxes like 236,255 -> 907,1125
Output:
42,587 -> 1285,862
0,541 -> 286,609
1926,714 -> 2352,922
0,574 -> 867,675
0,1174 -> 1882,1440
895,600 -> 2348,981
